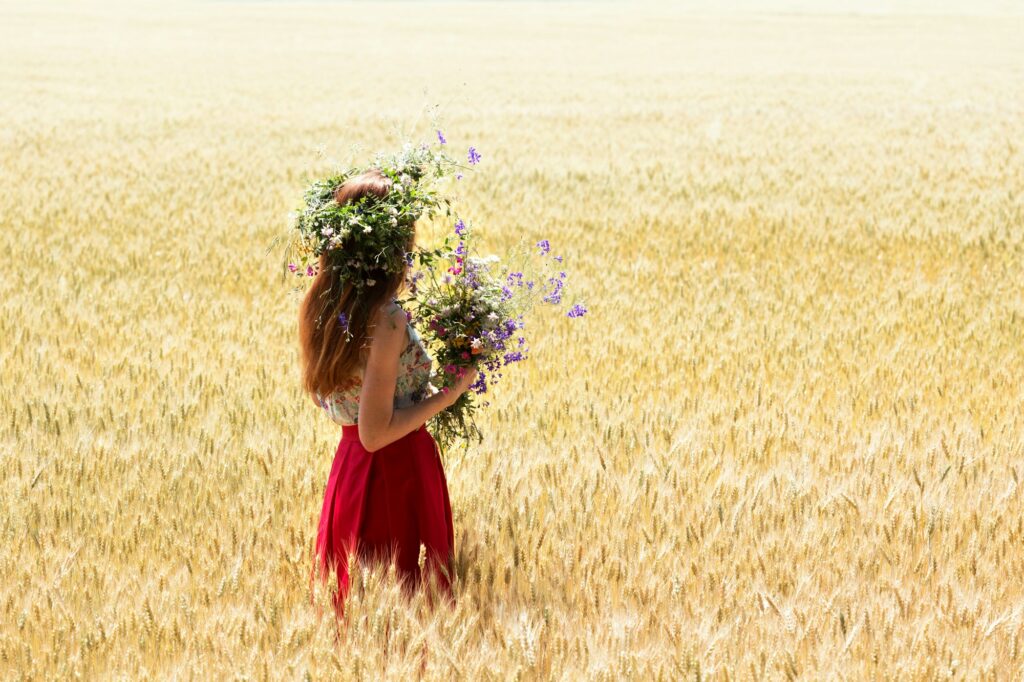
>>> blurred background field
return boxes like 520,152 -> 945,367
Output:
1,0 -> 1023,678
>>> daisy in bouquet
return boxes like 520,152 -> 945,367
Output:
400,215 -> 587,453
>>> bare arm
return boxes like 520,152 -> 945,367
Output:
357,304 -> 477,452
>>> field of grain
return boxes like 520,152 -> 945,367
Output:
2,1 -> 1024,678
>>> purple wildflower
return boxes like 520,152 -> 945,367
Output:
468,147 -> 481,164
567,303 -> 587,318
536,239 -> 550,254
454,218 -> 466,235
553,255 -> 563,263
462,261 -> 482,289
338,312 -> 350,330
437,129 -> 446,145
542,277 -> 564,304
455,173 -> 463,181
503,351 -> 525,365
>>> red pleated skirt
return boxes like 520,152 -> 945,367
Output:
310,423 -> 455,617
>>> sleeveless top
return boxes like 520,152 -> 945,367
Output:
315,316 -> 435,426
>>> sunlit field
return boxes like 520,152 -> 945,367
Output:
2,1 -> 1023,678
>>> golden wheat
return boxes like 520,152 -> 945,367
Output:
2,1 -> 1023,678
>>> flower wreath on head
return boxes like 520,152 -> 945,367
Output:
285,140 -> 462,294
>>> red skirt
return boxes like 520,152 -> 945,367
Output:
310,423 -> 455,616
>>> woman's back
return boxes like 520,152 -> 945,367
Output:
316,302 -> 434,425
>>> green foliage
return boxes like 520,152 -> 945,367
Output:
285,140 -> 463,293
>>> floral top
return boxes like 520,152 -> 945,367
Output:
315,320 -> 435,426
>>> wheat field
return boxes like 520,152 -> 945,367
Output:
2,1 -> 1024,679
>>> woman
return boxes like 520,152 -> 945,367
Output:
301,168 -> 478,616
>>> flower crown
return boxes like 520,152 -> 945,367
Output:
287,140 -> 461,292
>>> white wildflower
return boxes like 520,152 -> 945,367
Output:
363,225 -> 373,233
468,254 -> 500,267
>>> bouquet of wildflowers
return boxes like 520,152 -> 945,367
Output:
400,217 -> 587,453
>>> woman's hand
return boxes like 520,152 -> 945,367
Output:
445,366 -> 479,405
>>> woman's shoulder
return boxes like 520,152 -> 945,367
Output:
369,300 -> 410,349
375,300 -> 408,328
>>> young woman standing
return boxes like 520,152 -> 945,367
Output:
300,168 -> 477,617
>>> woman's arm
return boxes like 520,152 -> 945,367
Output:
357,304 -> 477,452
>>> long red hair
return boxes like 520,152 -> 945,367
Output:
298,169 -> 411,399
